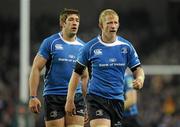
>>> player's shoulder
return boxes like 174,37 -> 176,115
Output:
117,36 -> 132,45
43,32 -> 60,44
76,37 -> 86,46
85,36 -> 99,47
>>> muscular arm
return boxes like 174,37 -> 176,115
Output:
81,68 -> 89,97
29,54 -> 47,96
66,71 -> 81,101
28,54 -> 47,113
65,62 -> 86,114
124,89 -> 137,109
132,66 -> 145,90
65,71 -> 81,115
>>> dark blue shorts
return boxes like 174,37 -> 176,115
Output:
86,94 -> 124,127
44,93 -> 85,121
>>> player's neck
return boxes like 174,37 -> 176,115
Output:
101,33 -> 116,43
61,31 -> 76,42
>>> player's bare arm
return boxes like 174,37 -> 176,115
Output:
28,54 -> 47,114
81,68 -> 89,97
133,66 -> 145,90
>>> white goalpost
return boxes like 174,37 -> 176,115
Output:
19,0 -> 33,127
143,65 -> 180,75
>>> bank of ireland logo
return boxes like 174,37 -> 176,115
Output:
94,49 -> 102,55
55,44 -> 63,50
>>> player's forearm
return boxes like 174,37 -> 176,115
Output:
29,67 -> 41,96
67,71 -> 81,101
81,69 -> 89,97
133,67 -> 145,84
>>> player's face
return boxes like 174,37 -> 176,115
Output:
101,15 -> 119,38
63,14 -> 80,36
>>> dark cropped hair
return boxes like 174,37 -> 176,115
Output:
59,8 -> 80,23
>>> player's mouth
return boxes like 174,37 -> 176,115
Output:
110,30 -> 116,33
71,27 -> 77,31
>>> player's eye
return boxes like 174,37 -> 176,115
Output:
68,18 -> 74,21
107,22 -> 113,24
76,18 -> 80,22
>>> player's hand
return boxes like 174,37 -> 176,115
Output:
28,97 -> 41,114
133,78 -> 143,90
65,99 -> 76,116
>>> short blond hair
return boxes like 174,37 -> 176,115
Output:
99,9 -> 119,24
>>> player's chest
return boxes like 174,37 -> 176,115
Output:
51,44 -> 80,63
91,46 -> 128,67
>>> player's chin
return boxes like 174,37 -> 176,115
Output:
71,28 -> 78,32
69,32 -> 77,37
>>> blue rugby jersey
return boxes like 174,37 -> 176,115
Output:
38,32 -> 84,96
124,74 -> 138,117
77,35 -> 141,100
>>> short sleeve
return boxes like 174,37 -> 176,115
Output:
77,44 -> 89,66
127,44 -> 141,69
37,39 -> 51,60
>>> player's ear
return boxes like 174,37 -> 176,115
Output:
117,22 -> 120,29
60,21 -> 66,29
99,23 -> 103,29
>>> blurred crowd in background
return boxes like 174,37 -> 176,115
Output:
0,0 -> 180,126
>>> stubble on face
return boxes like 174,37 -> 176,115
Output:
63,14 -> 80,40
